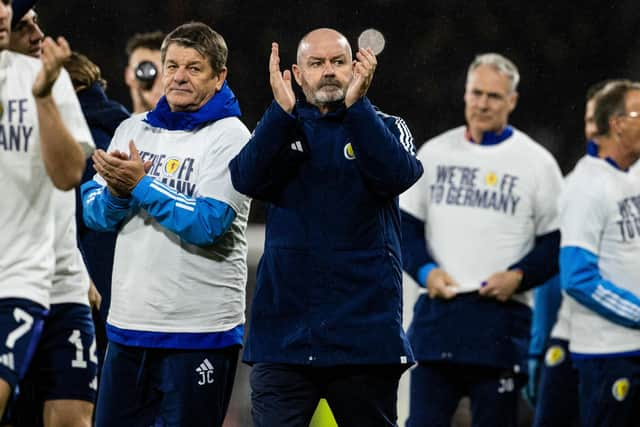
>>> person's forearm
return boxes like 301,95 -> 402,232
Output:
35,94 -> 86,190
230,101 -> 300,200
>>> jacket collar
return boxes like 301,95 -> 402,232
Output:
294,99 -> 347,120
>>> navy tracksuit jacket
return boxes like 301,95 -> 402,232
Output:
230,97 -> 423,366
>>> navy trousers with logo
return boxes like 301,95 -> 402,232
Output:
407,362 -> 526,427
95,342 -> 238,427
574,356 -> 640,427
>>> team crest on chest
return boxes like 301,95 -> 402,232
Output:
344,142 -> 356,160
485,171 -> 498,186
164,157 -> 181,176
544,345 -> 565,367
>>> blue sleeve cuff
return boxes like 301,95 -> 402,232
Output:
131,176 -> 236,246
104,187 -> 134,209
345,96 -> 373,114
273,100 -> 297,120
80,179 -> 133,232
131,175 -> 154,201
417,263 -> 438,288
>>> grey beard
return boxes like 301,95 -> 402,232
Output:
314,86 -> 345,104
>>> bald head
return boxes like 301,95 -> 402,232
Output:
296,28 -> 352,64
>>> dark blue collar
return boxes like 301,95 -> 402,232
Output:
586,139 -> 628,171
465,126 -> 514,146
144,81 -> 241,131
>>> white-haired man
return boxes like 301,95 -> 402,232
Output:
400,53 -> 563,426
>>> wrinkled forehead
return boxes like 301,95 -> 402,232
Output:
625,89 -> 640,109
297,34 -> 352,63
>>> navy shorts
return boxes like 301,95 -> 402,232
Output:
250,363 -> 404,427
574,356 -> 640,427
407,361 -> 526,427
21,303 -> 97,401
533,338 -> 579,427
5,303 -> 97,426
95,342 -> 239,427
0,298 -> 47,391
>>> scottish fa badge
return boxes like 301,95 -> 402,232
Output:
544,345 -> 565,367
343,142 -> 356,160
612,378 -> 630,402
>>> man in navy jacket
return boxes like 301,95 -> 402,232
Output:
230,28 -> 423,427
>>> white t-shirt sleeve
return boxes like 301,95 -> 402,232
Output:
533,154 -> 564,235
559,179 -> 604,254
400,147 -> 429,221
197,120 -> 251,213
51,69 -> 94,156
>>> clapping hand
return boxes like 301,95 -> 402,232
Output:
32,37 -> 71,98
269,42 -> 295,113
93,140 -> 152,197
345,47 -> 377,108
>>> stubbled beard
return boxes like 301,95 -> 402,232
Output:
301,76 -> 348,105
313,84 -> 345,104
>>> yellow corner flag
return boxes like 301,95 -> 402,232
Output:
309,399 -> 338,427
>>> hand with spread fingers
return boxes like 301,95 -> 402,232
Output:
478,270 -> 523,302
426,268 -> 459,300
93,140 -> 151,197
32,36 -> 72,98
269,42 -> 295,113
345,47 -> 377,108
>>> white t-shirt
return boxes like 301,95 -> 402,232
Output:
102,113 -> 251,333
0,50 -> 93,308
560,155 -> 640,354
550,295 -> 570,340
51,188 -> 92,306
400,126 -> 563,304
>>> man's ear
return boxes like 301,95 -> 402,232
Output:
292,64 -> 302,87
215,67 -> 228,91
508,91 -> 519,114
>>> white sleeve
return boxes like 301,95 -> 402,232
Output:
400,148 -> 429,220
51,69 -> 94,157
197,120 -> 252,213
559,177 -> 605,253
533,154 -> 564,235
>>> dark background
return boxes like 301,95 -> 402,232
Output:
37,0 -> 640,177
